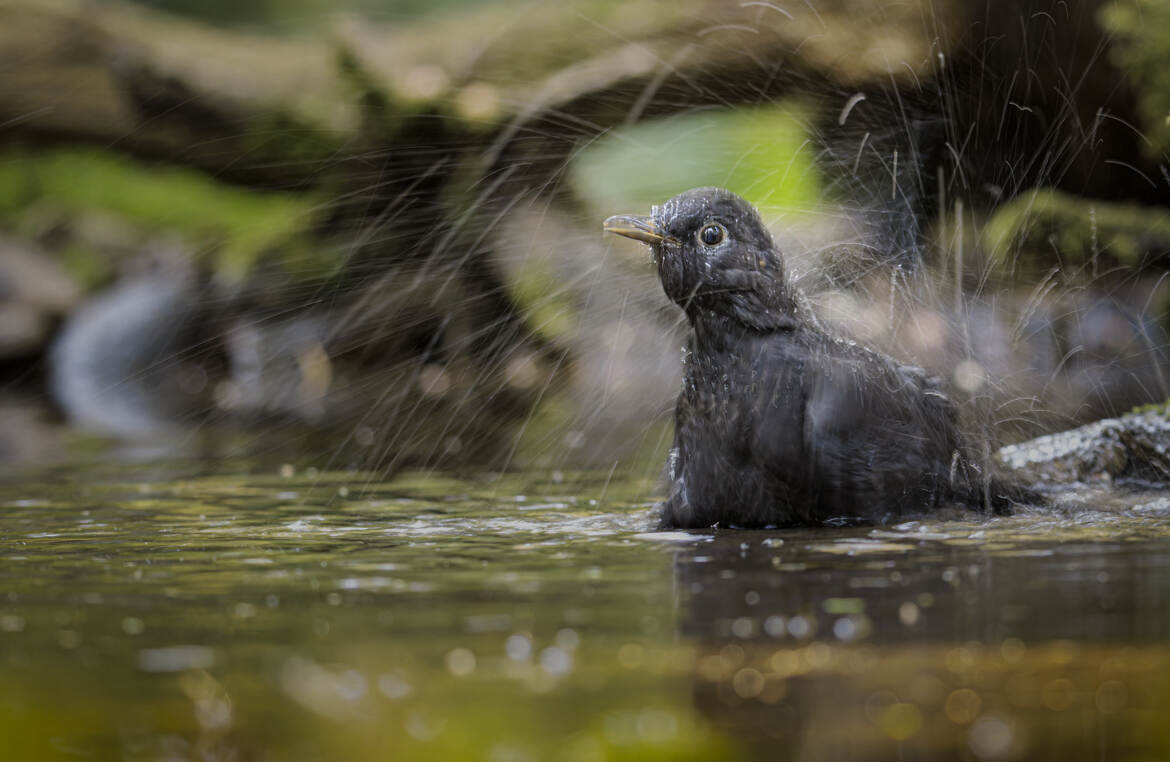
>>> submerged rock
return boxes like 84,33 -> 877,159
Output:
996,406 -> 1170,487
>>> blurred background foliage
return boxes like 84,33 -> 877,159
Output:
1101,0 -> 1170,156
571,103 -> 821,223
0,0 -> 1168,469
135,0 -> 499,29
0,146 -> 328,286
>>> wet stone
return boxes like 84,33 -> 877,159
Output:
996,407 -> 1170,487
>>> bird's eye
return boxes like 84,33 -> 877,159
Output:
698,223 -> 726,246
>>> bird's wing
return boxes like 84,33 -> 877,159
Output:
801,347 -> 954,518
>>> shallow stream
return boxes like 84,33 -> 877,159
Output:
2,463 -> 1169,761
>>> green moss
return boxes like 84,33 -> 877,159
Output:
0,158 -> 27,211
570,101 -> 821,221
1128,400 -> 1170,417
984,187 -> 1170,272
1100,0 -> 1170,155
0,146 -> 328,282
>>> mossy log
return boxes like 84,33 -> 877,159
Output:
0,0 -> 357,186
2,0 -> 1157,201
0,0 -> 964,176
985,189 -> 1170,275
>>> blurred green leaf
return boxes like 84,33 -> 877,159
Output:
571,102 -> 821,221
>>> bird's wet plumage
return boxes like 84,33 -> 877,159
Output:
605,187 -> 1024,529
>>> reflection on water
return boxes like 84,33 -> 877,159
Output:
679,520 -> 1170,761
1,465 -> 1169,761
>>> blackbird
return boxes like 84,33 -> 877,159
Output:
605,187 -> 1023,528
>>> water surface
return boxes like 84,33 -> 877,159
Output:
2,463 -> 1170,761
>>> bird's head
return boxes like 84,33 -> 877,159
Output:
604,187 -> 796,331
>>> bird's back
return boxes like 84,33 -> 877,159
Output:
797,334 -> 961,520
673,324 -> 961,526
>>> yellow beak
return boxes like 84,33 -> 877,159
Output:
603,215 -> 665,245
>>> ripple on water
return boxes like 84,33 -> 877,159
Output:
3,467 -> 1170,762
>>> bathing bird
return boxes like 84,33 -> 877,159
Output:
605,187 -> 1025,528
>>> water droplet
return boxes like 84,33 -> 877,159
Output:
539,646 -> 572,676
555,628 -> 580,650
833,617 -> 858,641
953,360 -> 986,392
968,716 -> 1014,759
446,648 -> 476,677
506,634 -> 533,661
378,672 -> 412,700
732,668 -> 765,698
945,688 -> 982,724
787,615 -> 812,639
731,617 -> 754,638
764,616 -> 786,637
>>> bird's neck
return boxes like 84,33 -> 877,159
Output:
687,286 -> 802,339
689,306 -> 798,354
